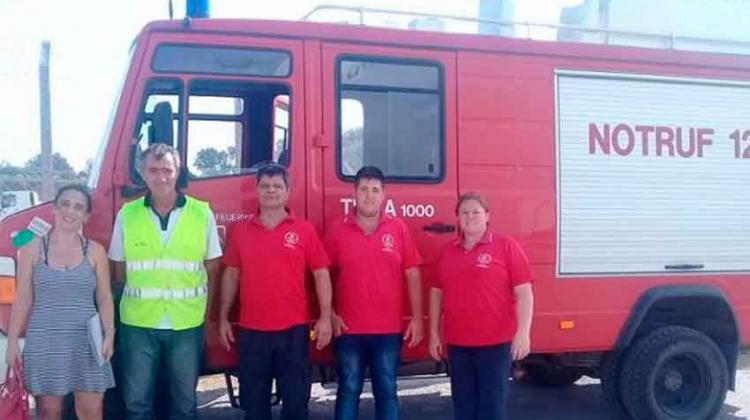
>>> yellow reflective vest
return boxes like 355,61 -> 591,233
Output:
120,195 -> 209,330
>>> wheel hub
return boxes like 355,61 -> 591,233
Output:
663,369 -> 683,392
655,354 -> 708,415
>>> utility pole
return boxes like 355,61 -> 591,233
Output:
39,41 -> 53,201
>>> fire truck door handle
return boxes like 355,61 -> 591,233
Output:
313,133 -> 328,148
423,222 -> 456,233
664,264 -> 705,270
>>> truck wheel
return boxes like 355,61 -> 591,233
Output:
525,363 -> 583,387
619,326 -> 728,420
599,352 -> 632,419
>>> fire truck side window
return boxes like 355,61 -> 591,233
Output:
185,80 -> 291,179
338,57 -> 443,180
133,79 -> 291,183
186,95 -> 244,178
272,95 -> 290,165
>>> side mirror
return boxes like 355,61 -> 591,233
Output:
141,100 -> 188,190
149,101 -> 175,147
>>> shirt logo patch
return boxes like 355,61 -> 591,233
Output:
477,253 -> 492,268
284,230 -> 299,249
381,233 -> 395,252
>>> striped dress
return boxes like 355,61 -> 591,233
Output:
22,237 -> 115,395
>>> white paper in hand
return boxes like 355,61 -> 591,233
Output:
87,313 -> 106,366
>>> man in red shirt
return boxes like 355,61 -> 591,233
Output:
325,166 -> 423,420
218,163 -> 333,420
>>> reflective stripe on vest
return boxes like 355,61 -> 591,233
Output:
123,284 -> 207,300
126,259 -> 203,272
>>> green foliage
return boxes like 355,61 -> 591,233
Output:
193,146 -> 236,177
0,154 -> 88,196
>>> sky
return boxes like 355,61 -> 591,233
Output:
0,0 -> 573,171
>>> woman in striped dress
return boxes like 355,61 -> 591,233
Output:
6,185 -> 115,420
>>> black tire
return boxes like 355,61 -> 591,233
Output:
599,352 -> 633,419
524,363 -> 584,387
619,326 -> 728,420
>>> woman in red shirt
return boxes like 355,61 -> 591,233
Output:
429,192 -> 534,420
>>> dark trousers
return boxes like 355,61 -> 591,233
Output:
334,334 -> 402,420
447,342 -> 512,420
119,324 -> 204,420
238,324 -> 311,420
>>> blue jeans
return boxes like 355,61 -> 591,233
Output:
447,342 -> 512,420
238,325 -> 310,420
119,324 -> 204,420
334,334 -> 402,420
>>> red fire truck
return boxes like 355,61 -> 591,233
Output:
1,6 -> 748,419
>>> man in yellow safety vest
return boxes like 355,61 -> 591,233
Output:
108,143 -> 222,419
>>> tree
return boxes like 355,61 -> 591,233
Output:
0,161 -> 36,191
24,153 -> 77,179
78,159 -> 93,179
0,154 -> 88,197
0,162 -> 24,177
193,146 -> 236,177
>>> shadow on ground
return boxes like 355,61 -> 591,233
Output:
196,376 -> 749,420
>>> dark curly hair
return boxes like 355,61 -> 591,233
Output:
54,184 -> 92,213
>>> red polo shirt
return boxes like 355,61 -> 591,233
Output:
325,213 -> 422,334
222,213 -> 330,331
436,232 -> 533,346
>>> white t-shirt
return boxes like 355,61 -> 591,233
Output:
108,201 -> 222,329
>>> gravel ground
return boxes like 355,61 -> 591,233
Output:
19,354 -> 750,419
195,355 -> 750,420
